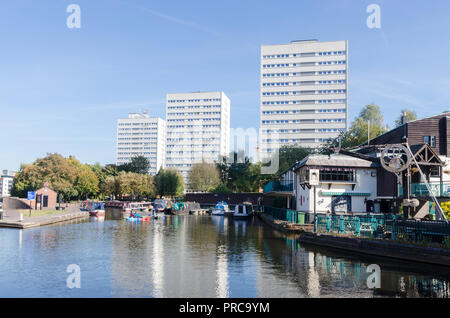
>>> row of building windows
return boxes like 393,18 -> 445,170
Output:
262,119 -> 346,125
118,122 -> 158,126
263,60 -> 346,68
168,111 -> 221,116
263,70 -> 346,78
167,130 -> 220,135
167,98 -> 221,103
167,150 -> 219,155
262,108 -> 346,115
167,124 -> 221,128
262,51 -> 346,59
167,105 -> 221,110
167,144 -> 220,148
262,89 -> 346,96
168,118 -> 220,122
262,128 -> 345,133
262,80 -> 346,87
262,99 -> 346,105
118,128 -> 158,131
167,137 -> 218,142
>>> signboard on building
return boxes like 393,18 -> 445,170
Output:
27,191 -> 35,201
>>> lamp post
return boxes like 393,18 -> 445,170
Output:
309,169 -> 320,233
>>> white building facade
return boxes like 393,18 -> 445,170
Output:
165,91 -> 230,185
293,155 -> 377,219
260,40 -> 349,157
116,112 -> 166,175
0,170 -> 16,198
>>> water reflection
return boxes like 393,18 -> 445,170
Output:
0,216 -> 449,298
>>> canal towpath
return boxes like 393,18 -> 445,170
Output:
0,204 -> 89,229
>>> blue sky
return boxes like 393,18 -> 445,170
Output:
1,0 -> 450,171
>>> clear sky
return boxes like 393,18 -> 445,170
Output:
1,0 -> 450,171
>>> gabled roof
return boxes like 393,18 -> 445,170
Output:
292,154 -> 379,172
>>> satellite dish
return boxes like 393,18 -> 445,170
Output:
381,144 -> 412,173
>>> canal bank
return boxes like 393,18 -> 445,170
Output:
0,210 -> 89,229
258,212 -> 314,233
257,213 -> 450,267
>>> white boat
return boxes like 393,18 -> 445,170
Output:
233,202 -> 254,218
211,202 -> 231,216
87,201 -> 105,217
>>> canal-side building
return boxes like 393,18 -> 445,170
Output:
259,39 -> 349,158
0,170 -> 16,198
116,112 -> 166,175
349,112 -> 450,218
264,154 -> 379,221
165,91 -> 231,187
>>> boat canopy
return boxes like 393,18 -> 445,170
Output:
214,201 -> 228,210
91,202 -> 104,210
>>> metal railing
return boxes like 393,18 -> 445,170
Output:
264,206 -> 306,224
399,182 -> 450,197
263,181 -> 293,193
315,214 -> 450,245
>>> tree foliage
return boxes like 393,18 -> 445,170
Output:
11,153 -> 98,200
154,168 -> 184,196
326,103 -> 389,149
188,161 -> 221,192
117,156 -> 151,174
11,154 -> 155,201
216,152 -> 262,193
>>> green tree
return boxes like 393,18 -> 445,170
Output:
117,156 -> 151,174
75,165 -> 99,199
326,103 -> 389,149
395,109 -> 417,127
216,152 -> 262,193
12,153 -> 81,200
211,183 -> 232,194
155,168 -> 184,196
188,161 -> 221,192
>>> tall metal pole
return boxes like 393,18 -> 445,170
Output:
368,119 -> 370,146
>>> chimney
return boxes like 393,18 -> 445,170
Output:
401,111 -> 408,125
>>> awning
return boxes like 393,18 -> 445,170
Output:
321,192 -> 371,197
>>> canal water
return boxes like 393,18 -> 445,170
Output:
0,215 -> 449,298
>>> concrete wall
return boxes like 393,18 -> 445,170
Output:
2,197 -> 32,210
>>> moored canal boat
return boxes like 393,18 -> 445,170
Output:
211,201 -> 232,216
86,201 -> 105,217
233,202 -> 254,218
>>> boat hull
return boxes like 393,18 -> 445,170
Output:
89,210 -> 105,217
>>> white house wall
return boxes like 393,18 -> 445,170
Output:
295,168 -> 377,214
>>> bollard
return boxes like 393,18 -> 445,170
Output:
19,213 -> 24,222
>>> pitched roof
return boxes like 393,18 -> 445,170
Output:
292,153 -> 379,171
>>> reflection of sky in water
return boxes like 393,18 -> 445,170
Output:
0,216 -> 449,298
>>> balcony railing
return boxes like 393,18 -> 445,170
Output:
398,182 -> 450,197
264,181 -> 293,193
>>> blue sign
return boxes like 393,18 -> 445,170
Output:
27,191 -> 35,201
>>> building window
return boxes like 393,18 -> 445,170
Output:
424,136 -> 436,147
320,168 -> 356,182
